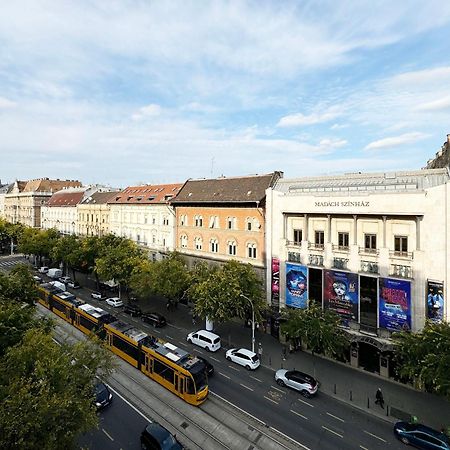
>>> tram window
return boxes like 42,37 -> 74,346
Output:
185,378 -> 195,394
153,360 -> 175,383
112,335 -> 139,361
52,299 -> 66,313
79,315 -> 96,331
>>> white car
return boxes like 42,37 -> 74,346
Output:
226,348 -> 260,370
275,369 -> 319,398
106,297 -> 123,308
187,330 -> 221,352
38,266 -> 49,273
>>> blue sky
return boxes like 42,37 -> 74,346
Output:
1,1 -> 450,187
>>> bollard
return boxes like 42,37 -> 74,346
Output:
367,397 -> 370,408
334,384 -> 336,394
350,390 -> 352,401
269,356 -> 272,367
386,405 -> 389,416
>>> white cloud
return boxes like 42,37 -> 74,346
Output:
0,97 -> 16,108
319,138 -> 347,149
131,104 -> 162,121
414,96 -> 450,112
277,107 -> 343,127
364,132 -> 428,150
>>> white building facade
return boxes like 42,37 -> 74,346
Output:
266,169 -> 449,376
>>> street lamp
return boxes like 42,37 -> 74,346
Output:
240,293 -> 255,353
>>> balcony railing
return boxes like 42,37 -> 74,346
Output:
308,243 -> 324,251
333,257 -> 349,270
332,244 -> 350,253
286,240 -> 302,248
389,250 -> 413,260
309,254 -> 324,266
360,260 -> 379,274
390,264 -> 413,279
287,251 -> 301,263
358,247 -> 379,256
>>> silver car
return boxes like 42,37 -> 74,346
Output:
275,369 -> 318,398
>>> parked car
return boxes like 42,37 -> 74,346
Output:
141,312 -> 167,328
140,421 -> 183,450
47,268 -> 63,279
94,382 -> 113,410
275,369 -> 319,398
33,275 -> 42,283
67,280 -> 80,289
91,291 -> 106,300
187,330 -> 221,352
394,421 -> 450,449
123,303 -> 142,317
59,276 -> 72,284
226,348 -> 260,370
38,266 -> 49,273
106,297 -> 123,308
197,356 -> 214,377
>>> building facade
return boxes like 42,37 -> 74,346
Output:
266,169 -> 449,376
108,184 -> 182,260
171,172 -> 283,279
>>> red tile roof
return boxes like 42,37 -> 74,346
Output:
46,191 -> 85,207
109,183 -> 183,205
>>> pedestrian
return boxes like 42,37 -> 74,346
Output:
282,345 -> 287,361
375,388 -> 384,408
258,342 -> 263,362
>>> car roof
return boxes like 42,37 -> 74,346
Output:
196,330 -> 220,339
398,422 -> 449,440
235,348 -> 257,357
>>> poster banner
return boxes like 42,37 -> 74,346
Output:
285,263 -> 308,309
379,278 -> 411,331
271,257 -> 280,307
324,270 -> 359,323
426,280 -> 444,323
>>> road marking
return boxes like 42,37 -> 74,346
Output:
322,426 -> 343,438
240,383 -> 254,391
326,412 -> 345,422
271,385 -> 285,394
218,372 -> 230,379
193,349 -> 204,355
363,430 -> 386,442
102,429 -> 114,441
298,398 -> 314,408
359,446 -> 369,450
264,395 -> 279,404
209,356 -> 220,362
165,335 -> 174,340
228,365 -> 240,372
290,409 -> 308,420
250,375 -> 262,382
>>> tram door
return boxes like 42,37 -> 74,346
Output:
144,354 -> 153,375
174,374 -> 184,396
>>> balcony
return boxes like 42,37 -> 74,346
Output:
390,264 -> 413,279
389,250 -> 413,260
286,240 -> 302,249
309,254 -> 324,266
308,242 -> 324,251
332,244 -> 350,253
333,257 -> 349,270
358,246 -> 379,256
360,260 -> 379,274
287,251 -> 301,263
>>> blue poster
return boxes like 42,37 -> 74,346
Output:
324,270 -> 359,324
426,280 -> 444,323
286,263 -> 308,309
379,278 -> 411,331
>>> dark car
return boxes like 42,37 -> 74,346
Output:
197,356 -> 214,377
141,312 -> 167,327
94,382 -> 113,410
141,421 -> 183,450
394,421 -> 450,449
123,303 -> 142,317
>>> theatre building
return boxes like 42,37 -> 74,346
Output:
266,168 -> 449,377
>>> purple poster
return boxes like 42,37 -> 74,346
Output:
426,280 -> 444,323
271,257 -> 280,307
285,263 -> 308,309
324,270 -> 359,323
379,278 -> 411,331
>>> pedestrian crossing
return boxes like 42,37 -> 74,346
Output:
0,256 -> 28,270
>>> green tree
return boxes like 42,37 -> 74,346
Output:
50,234 -> 82,279
0,328 -> 113,449
129,259 -> 155,301
281,303 -> 349,357
2,264 -> 38,305
392,321 -> 450,399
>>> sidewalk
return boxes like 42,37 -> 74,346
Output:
125,293 -> 450,431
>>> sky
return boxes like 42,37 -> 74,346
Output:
1,1 -> 450,188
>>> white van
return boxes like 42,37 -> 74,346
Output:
48,268 -> 63,279
187,330 -> 221,352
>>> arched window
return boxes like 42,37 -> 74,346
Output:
247,242 -> 257,259
194,236 -> 202,250
180,234 -> 188,248
210,238 -> 218,253
227,240 -> 236,256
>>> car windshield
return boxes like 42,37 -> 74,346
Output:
161,433 -> 177,449
213,338 -> 220,344
191,363 -> 208,390
251,355 -> 259,363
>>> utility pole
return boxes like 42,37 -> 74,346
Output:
240,293 -> 255,353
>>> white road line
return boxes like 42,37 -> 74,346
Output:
322,426 -> 343,438
209,356 -> 220,362
264,395 -> 279,404
363,430 -> 387,442
165,335 -> 174,340
290,409 -> 308,420
240,383 -> 254,391
326,412 -> 345,422
102,429 -> 114,441
271,385 -> 285,394
228,365 -> 240,372
152,329 -> 161,334
250,375 -> 262,383
193,349 -> 205,355
359,446 -> 369,450
218,372 -> 230,379
176,341 -> 188,347
298,398 -> 314,408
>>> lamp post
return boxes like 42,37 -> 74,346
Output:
240,293 -> 255,353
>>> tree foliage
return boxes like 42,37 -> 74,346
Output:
1,264 -> 39,305
392,321 -> 450,399
281,303 -> 349,357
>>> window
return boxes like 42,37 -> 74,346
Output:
209,215 -> 218,228
210,239 -> 218,253
228,240 -> 236,256
247,243 -> 257,259
152,216 -> 156,225
293,229 -> 302,244
247,219 -> 252,231
227,217 -> 236,230
180,235 -> 188,248
194,237 -> 202,250
315,231 -> 324,247
338,232 -> 349,249
180,214 -> 187,226
195,215 -> 203,227
364,234 -> 377,251
394,236 -> 408,254
162,216 -> 169,226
